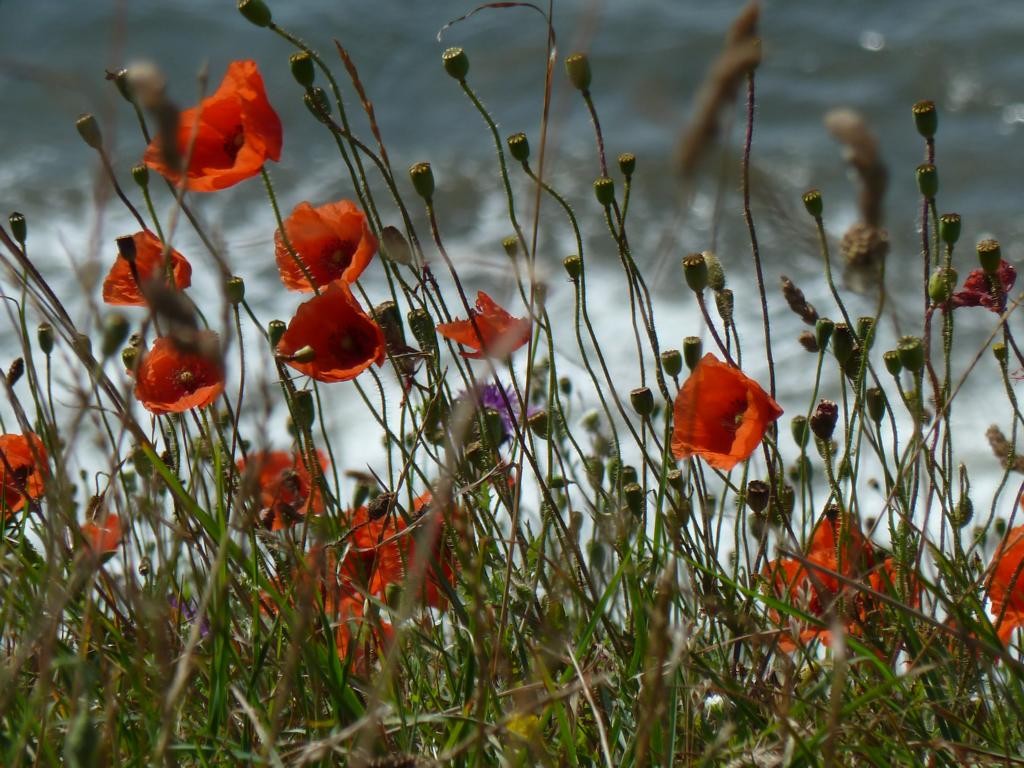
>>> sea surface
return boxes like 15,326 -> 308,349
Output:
2,0 -> 1024,532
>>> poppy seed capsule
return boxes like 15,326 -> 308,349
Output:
682,336 -> 702,371
303,86 -> 331,123
939,213 -> 961,246
882,350 -> 902,376
815,317 -> 834,349
624,482 -> 644,517
111,68 -> 132,102
565,52 -> 592,91
593,176 -> 615,207
630,386 -> 654,417
791,415 -> 809,448
101,312 -> 130,358
237,0 -> 272,27
130,163 -> 149,188
992,342 -> 1008,364
912,99 -> 937,139
563,254 -> 582,280
502,236 -> 519,258
372,300 -> 405,351
682,253 -> 709,293
442,47 -> 469,81
802,189 -> 823,218
928,266 -> 958,304
977,238 -> 1002,274
810,400 -> 839,441
897,336 -> 924,373
268,319 -> 286,348
225,276 -> 245,306
660,348 -> 682,378
831,323 -> 855,365
75,113 -> 103,150
292,389 -> 315,430
506,132 -> 529,163
528,408 -> 549,439
6,357 -> 23,387
916,163 -> 938,199
865,387 -> 886,423
745,480 -> 770,514
289,51 -> 315,89
618,152 -> 636,177
38,322 -> 53,355
409,162 -> 435,201
8,212 -> 26,246
121,344 -> 139,371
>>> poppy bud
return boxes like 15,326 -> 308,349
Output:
224,275 -> 245,306
666,468 -> 684,493
130,163 -> 149,188
953,494 -> 973,528
289,51 -> 315,88
506,132 -> 529,163
564,52 -> 592,91
682,336 -> 702,371
121,344 -> 139,371
110,67 -> 132,102
237,0 -> 272,27
977,238 -> 1002,274
292,389 -> 315,431
630,386 -> 654,417
798,331 -> 818,353
791,415 -> 809,448
939,213 -> 961,246
528,408 -> 549,439
101,312 -> 130,358
660,348 -> 682,378
501,235 -> 519,259
993,342 -> 1008,365
928,266 -> 958,304
442,47 -> 470,81
268,319 -> 286,348
916,163 -> 938,199
865,387 -> 886,423
882,349 -> 902,376
856,316 -> 876,349
618,152 -> 636,177
810,399 -> 839,442
409,162 -> 435,201
682,253 -> 709,293
715,289 -> 734,325
584,455 -> 604,488
897,335 -> 924,374
115,234 -> 137,264
6,357 -> 23,387
303,86 -> 331,124
831,323 -> 855,365
76,113 -> 103,150
593,176 -> 615,207
623,482 -> 644,517
9,212 -> 26,246
290,345 -> 316,364
815,317 -> 834,349
563,254 -> 582,280
371,300 -> 405,352
37,322 -> 53,355
841,344 -> 863,380
912,99 -> 937,139
745,480 -> 770,514
704,251 -> 726,291
802,188 -> 823,218
408,307 -> 438,354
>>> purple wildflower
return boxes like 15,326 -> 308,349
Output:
457,383 -> 536,444
169,594 -> 211,638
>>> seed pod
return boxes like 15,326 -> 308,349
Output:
593,176 -> 615,207
564,52 -> 592,91
630,387 -> 654,418
815,317 -> 834,349
225,275 -> 245,306
682,253 -> 709,293
802,188 -> 823,218
506,132 -> 529,163
442,47 -> 470,81
977,238 -> 1002,274
289,51 -> 315,88
912,100 -> 937,139
409,162 -> 435,201
8,212 -> 26,245
897,336 -> 924,374
809,399 -> 839,441
928,267 -> 958,304
101,312 -> 130,358
130,163 -> 149,188
745,480 -> 770,514
865,387 -> 886,423
268,319 -> 286,348
856,316 -> 876,349
237,0 -> 272,27
76,113 -> 103,150
624,483 -> 644,517
528,409 -> 549,439
939,213 -> 961,246
618,152 -> 636,177
660,349 -> 682,378
791,415 -> 809,448
993,342 -> 1008,365
831,323 -> 855,365
916,163 -> 938,199
563,254 -> 582,280
883,349 -> 902,376
682,336 -> 702,371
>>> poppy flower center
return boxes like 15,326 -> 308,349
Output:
177,369 -> 196,389
223,127 -> 245,162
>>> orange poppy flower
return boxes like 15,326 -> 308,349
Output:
435,291 -> 531,359
0,432 -> 47,514
277,283 -> 385,382
143,60 -> 282,192
102,230 -> 192,306
237,449 -> 329,530
82,513 -> 123,557
275,200 -> 378,292
986,525 -> 1024,643
671,353 -> 782,471
133,333 -> 225,414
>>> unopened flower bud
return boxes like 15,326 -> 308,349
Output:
442,47 -> 470,81
593,176 -> 615,207
618,152 -> 636,177
292,389 -> 315,430
506,132 -> 529,163
76,113 -> 103,150
815,317 -> 834,349
630,386 -> 654,418
110,68 -> 132,102
939,213 -> 961,246
565,52 -> 592,91
623,482 -> 644,517
865,387 -> 886,423
912,100 -> 937,139
268,319 -> 286,348
101,312 -> 130,358
745,480 -> 770,514
682,336 -> 702,371
883,350 -> 902,376
810,399 -> 839,442
802,189 -> 823,218
38,322 -> 54,355
703,251 -> 725,291
6,358 -> 23,387
660,349 -> 682,378
715,288 -> 734,325
977,238 -> 1002,274
8,212 -> 26,246
409,162 -> 435,201
408,307 -> 437,353
584,455 -> 604,488
791,415 -> 809,448
897,335 -> 924,374
303,86 -> 331,123
856,316 -> 876,349
916,163 -> 938,199
831,323 -> 855,365
371,300 -> 405,352
682,253 -> 708,293
225,275 -> 245,306
237,0 -> 272,27
928,266 -> 958,304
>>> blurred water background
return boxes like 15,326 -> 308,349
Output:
1,0 -> 1024,526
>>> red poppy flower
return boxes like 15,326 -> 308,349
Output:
237,449 -> 329,530
143,60 -> 282,192
0,433 -> 47,514
986,524 -> 1024,643
275,200 -> 377,292
952,260 -> 1017,313
82,513 -> 122,557
436,291 -> 531,359
277,283 -> 385,382
134,333 -> 225,414
102,230 -> 192,306
671,353 -> 783,471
